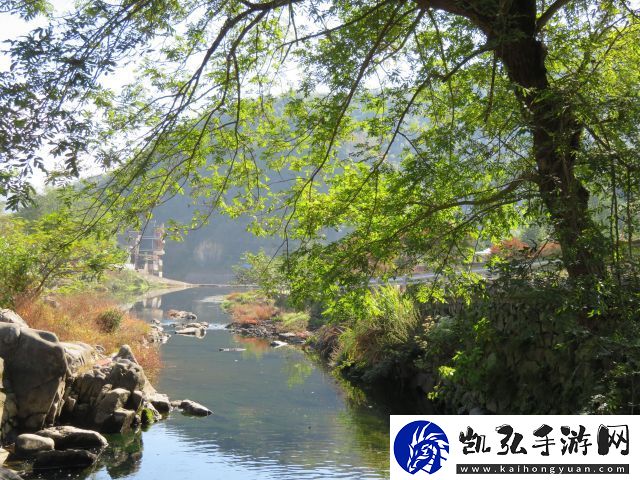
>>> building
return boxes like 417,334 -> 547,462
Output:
123,222 -> 166,277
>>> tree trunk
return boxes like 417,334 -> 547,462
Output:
498,49 -> 605,278
419,0 -> 606,278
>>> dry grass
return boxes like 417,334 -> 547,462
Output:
16,294 -> 161,381
224,291 -> 313,334
228,303 -> 278,326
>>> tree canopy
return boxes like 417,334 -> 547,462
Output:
2,0 -> 639,298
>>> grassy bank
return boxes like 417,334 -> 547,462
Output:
17,293 -> 161,381
55,269 -> 170,302
223,291 -> 314,336
225,275 -> 640,415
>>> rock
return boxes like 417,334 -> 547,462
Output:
0,448 -> 9,464
127,390 -> 144,412
170,400 -> 183,408
278,332 -> 307,344
94,388 -> 130,425
101,408 -> 136,434
184,322 -> 208,329
147,327 -> 170,344
36,426 -> 108,449
0,324 -> 68,431
179,400 -> 212,417
167,310 -> 197,320
270,340 -> 288,348
0,310 -> 27,328
106,360 -> 147,393
469,406 -> 492,415
175,327 -> 206,337
114,345 -> 138,364
42,297 -> 60,309
0,467 -> 23,480
33,449 -> 97,470
148,393 -> 171,414
62,342 -> 98,375
15,434 -> 55,457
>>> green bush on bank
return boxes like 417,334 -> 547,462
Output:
329,286 -> 423,383
323,267 -> 640,414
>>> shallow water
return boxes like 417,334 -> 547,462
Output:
24,287 -> 390,479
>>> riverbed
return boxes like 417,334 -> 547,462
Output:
27,287 -> 390,479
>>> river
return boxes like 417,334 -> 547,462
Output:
26,286 -> 391,479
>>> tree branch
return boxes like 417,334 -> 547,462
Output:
536,0 -> 574,32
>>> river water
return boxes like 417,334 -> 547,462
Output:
26,287 -> 390,479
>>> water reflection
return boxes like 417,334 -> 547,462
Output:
27,287 -> 390,479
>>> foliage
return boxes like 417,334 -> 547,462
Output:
225,294 -> 277,327
277,311 -> 311,332
0,203 -> 127,307
2,1 -> 639,287
331,286 -> 422,383
416,267 -> 640,414
96,308 -> 124,333
233,250 -> 289,299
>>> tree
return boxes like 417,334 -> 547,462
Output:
0,198 -> 127,307
2,1 -> 639,291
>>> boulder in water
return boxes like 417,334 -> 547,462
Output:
179,400 -> 212,417
15,434 -> 54,457
36,426 -> 108,449
148,393 -> 171,414
33,449 -> 97,470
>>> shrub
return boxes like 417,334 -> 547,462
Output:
421,268 -> 640,414
17,294 -> 161,381
228,302 -> 277,326
276,311 -> 311,332
97,308 -> 124,333
331,286 -> 422,382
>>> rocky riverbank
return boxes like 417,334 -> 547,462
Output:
0,308 -> 210,478
221,292 -> 313,347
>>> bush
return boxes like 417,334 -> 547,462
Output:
331,286 -> 422,383
420,268 -> 640,414
97,308 -> 124,333
276,311 -> 311,332
17,294 -> 161,381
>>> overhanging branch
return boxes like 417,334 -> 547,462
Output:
536,0 -> 574,32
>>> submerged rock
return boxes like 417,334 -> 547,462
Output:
33,449 -> 97,470
218,348 -> 246,352
175,327 -> 206,337
36,426 -> 108,449
270,340 -> 288,348
179,400 -> 212,417
15,434 -> 55,457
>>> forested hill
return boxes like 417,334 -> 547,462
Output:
154,202 -> 281,283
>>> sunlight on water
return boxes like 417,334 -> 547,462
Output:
24,287 -> 389,480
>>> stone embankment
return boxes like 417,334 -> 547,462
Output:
0,308 -> 211,478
